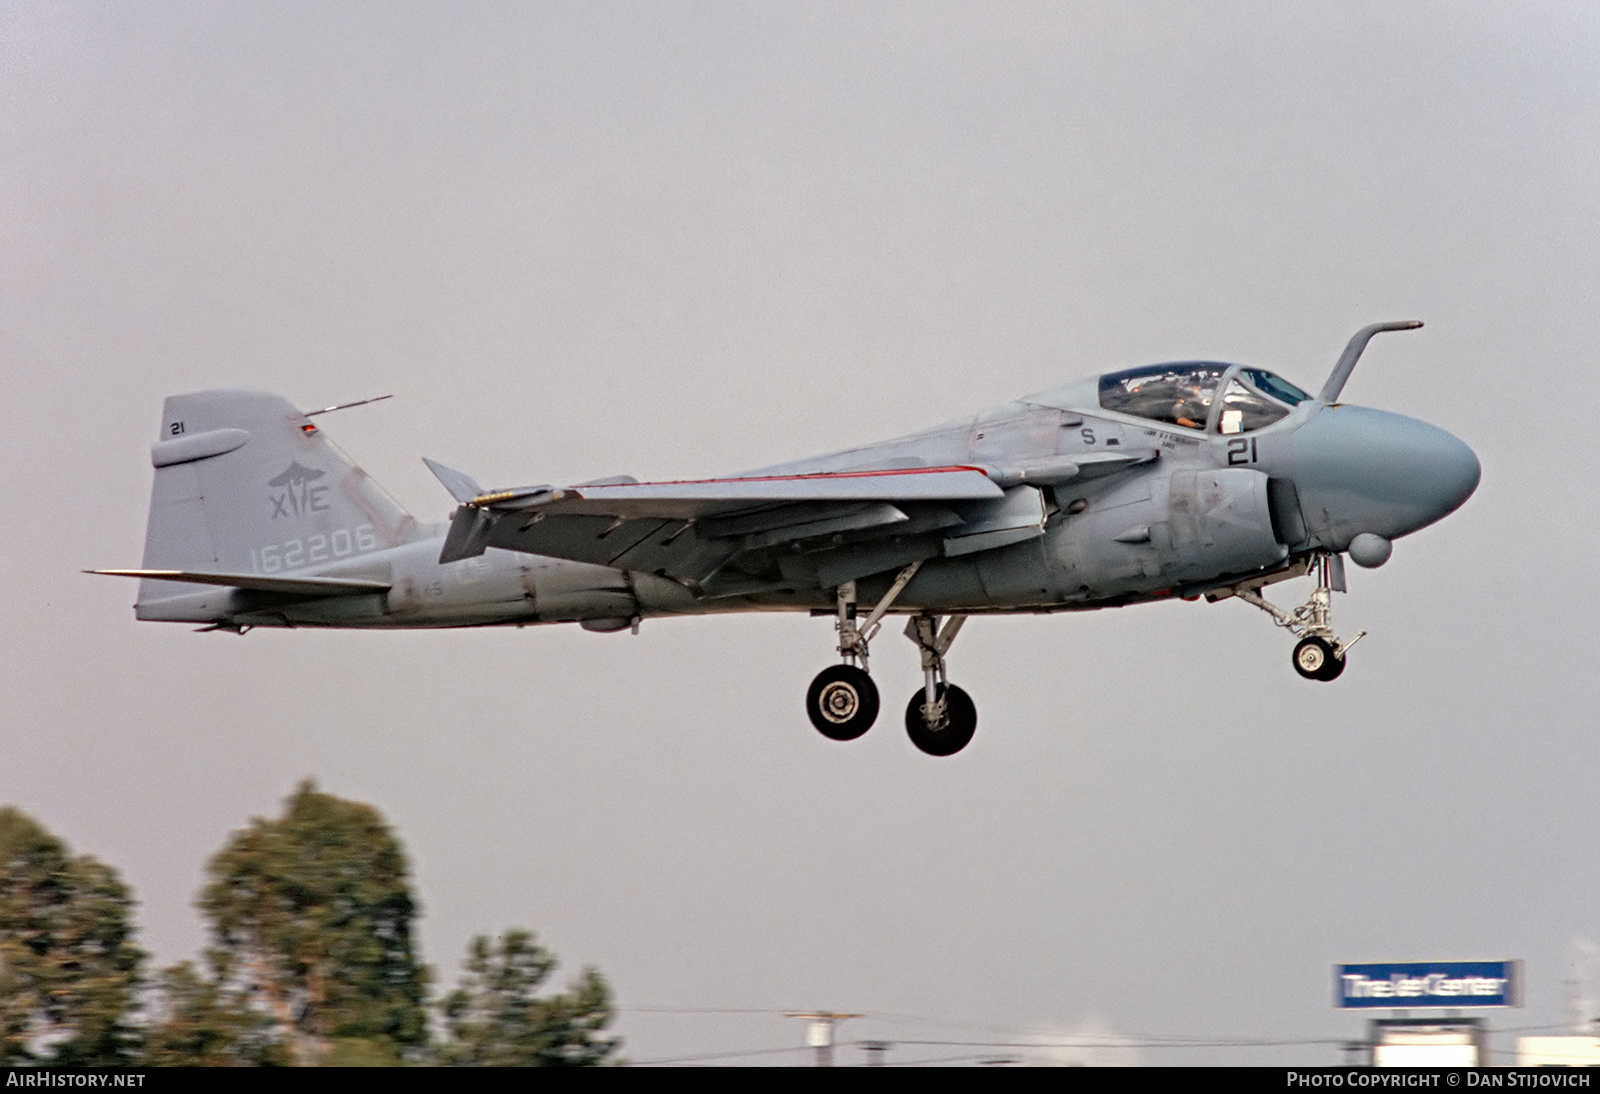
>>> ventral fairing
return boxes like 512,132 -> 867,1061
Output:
95,322 -> 1478,756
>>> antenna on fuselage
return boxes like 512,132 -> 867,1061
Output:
1318,321 -> 1423,404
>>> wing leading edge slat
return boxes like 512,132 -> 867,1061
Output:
484,465 -> 1003,519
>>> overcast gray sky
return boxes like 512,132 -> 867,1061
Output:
3,1 -> 1598,1065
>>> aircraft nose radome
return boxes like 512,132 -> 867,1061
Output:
1291,406 -> 1480,543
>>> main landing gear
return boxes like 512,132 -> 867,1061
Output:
804,566 -> 918,741
903,614 -> 975,756
1233,553 -> 1365,682
803,564 -> 979,755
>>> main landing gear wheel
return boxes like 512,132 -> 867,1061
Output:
1292,636 -> 1345,682
805,566 -> 926,743
806,664 -> 880,741
905,683 -> 977,757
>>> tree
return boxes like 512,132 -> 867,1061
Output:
200,781 -> 427,1066
140,960 -> 285,1067
437,929 -> 620,1066
0,807 -> 143,1065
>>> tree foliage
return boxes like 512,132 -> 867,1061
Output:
2,788 -> 622,1068
0,807 -> 143,1066
140,960 -> 284,1067
199,781 -> 427,1065
437,930 -> 619,1066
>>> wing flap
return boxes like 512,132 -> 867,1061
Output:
487,514 -> 711,577
736,503 -> 908,550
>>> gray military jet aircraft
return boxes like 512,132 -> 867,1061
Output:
95,321 -> 1478,756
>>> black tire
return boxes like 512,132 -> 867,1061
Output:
1292,636 -> 1342,682
905,683 -> 977,757
806,665 -> 879,741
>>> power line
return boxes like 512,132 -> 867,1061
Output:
878,1037 -> 1348,1050
620,1009 -> 1581,1065
621,1007 -> 1346,1047
629,1044 -> 811,1066
882,1053 -> 1018,1067
625,1007 -> 800,1015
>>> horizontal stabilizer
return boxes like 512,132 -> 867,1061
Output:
88,569 -> 391,598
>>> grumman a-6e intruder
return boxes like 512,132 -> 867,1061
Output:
96,322 -> 1479,756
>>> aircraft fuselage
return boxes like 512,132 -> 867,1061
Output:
141,383 -> 1475,634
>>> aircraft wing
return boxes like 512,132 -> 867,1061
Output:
429,453 -> 1156,593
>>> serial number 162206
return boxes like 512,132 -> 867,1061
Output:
250,525 -> 377,573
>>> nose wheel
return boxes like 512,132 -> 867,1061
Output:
1231,554 -> 1364,683
1292,636 -> 1345,681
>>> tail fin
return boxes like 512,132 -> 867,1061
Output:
136,390 -> 420,616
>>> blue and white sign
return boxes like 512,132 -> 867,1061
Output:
1335,962 -> 1521,1009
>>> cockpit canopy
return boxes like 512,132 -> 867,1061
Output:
1098,362 -> 1310,434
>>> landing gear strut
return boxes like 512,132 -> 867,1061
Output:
1233,554 -> 1364,682
903,613 -> 976,756
804,563 -> 922,741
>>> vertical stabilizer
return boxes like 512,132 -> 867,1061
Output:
137,390 -> 419,615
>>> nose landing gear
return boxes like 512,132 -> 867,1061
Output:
1231,554 -> 1365,682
